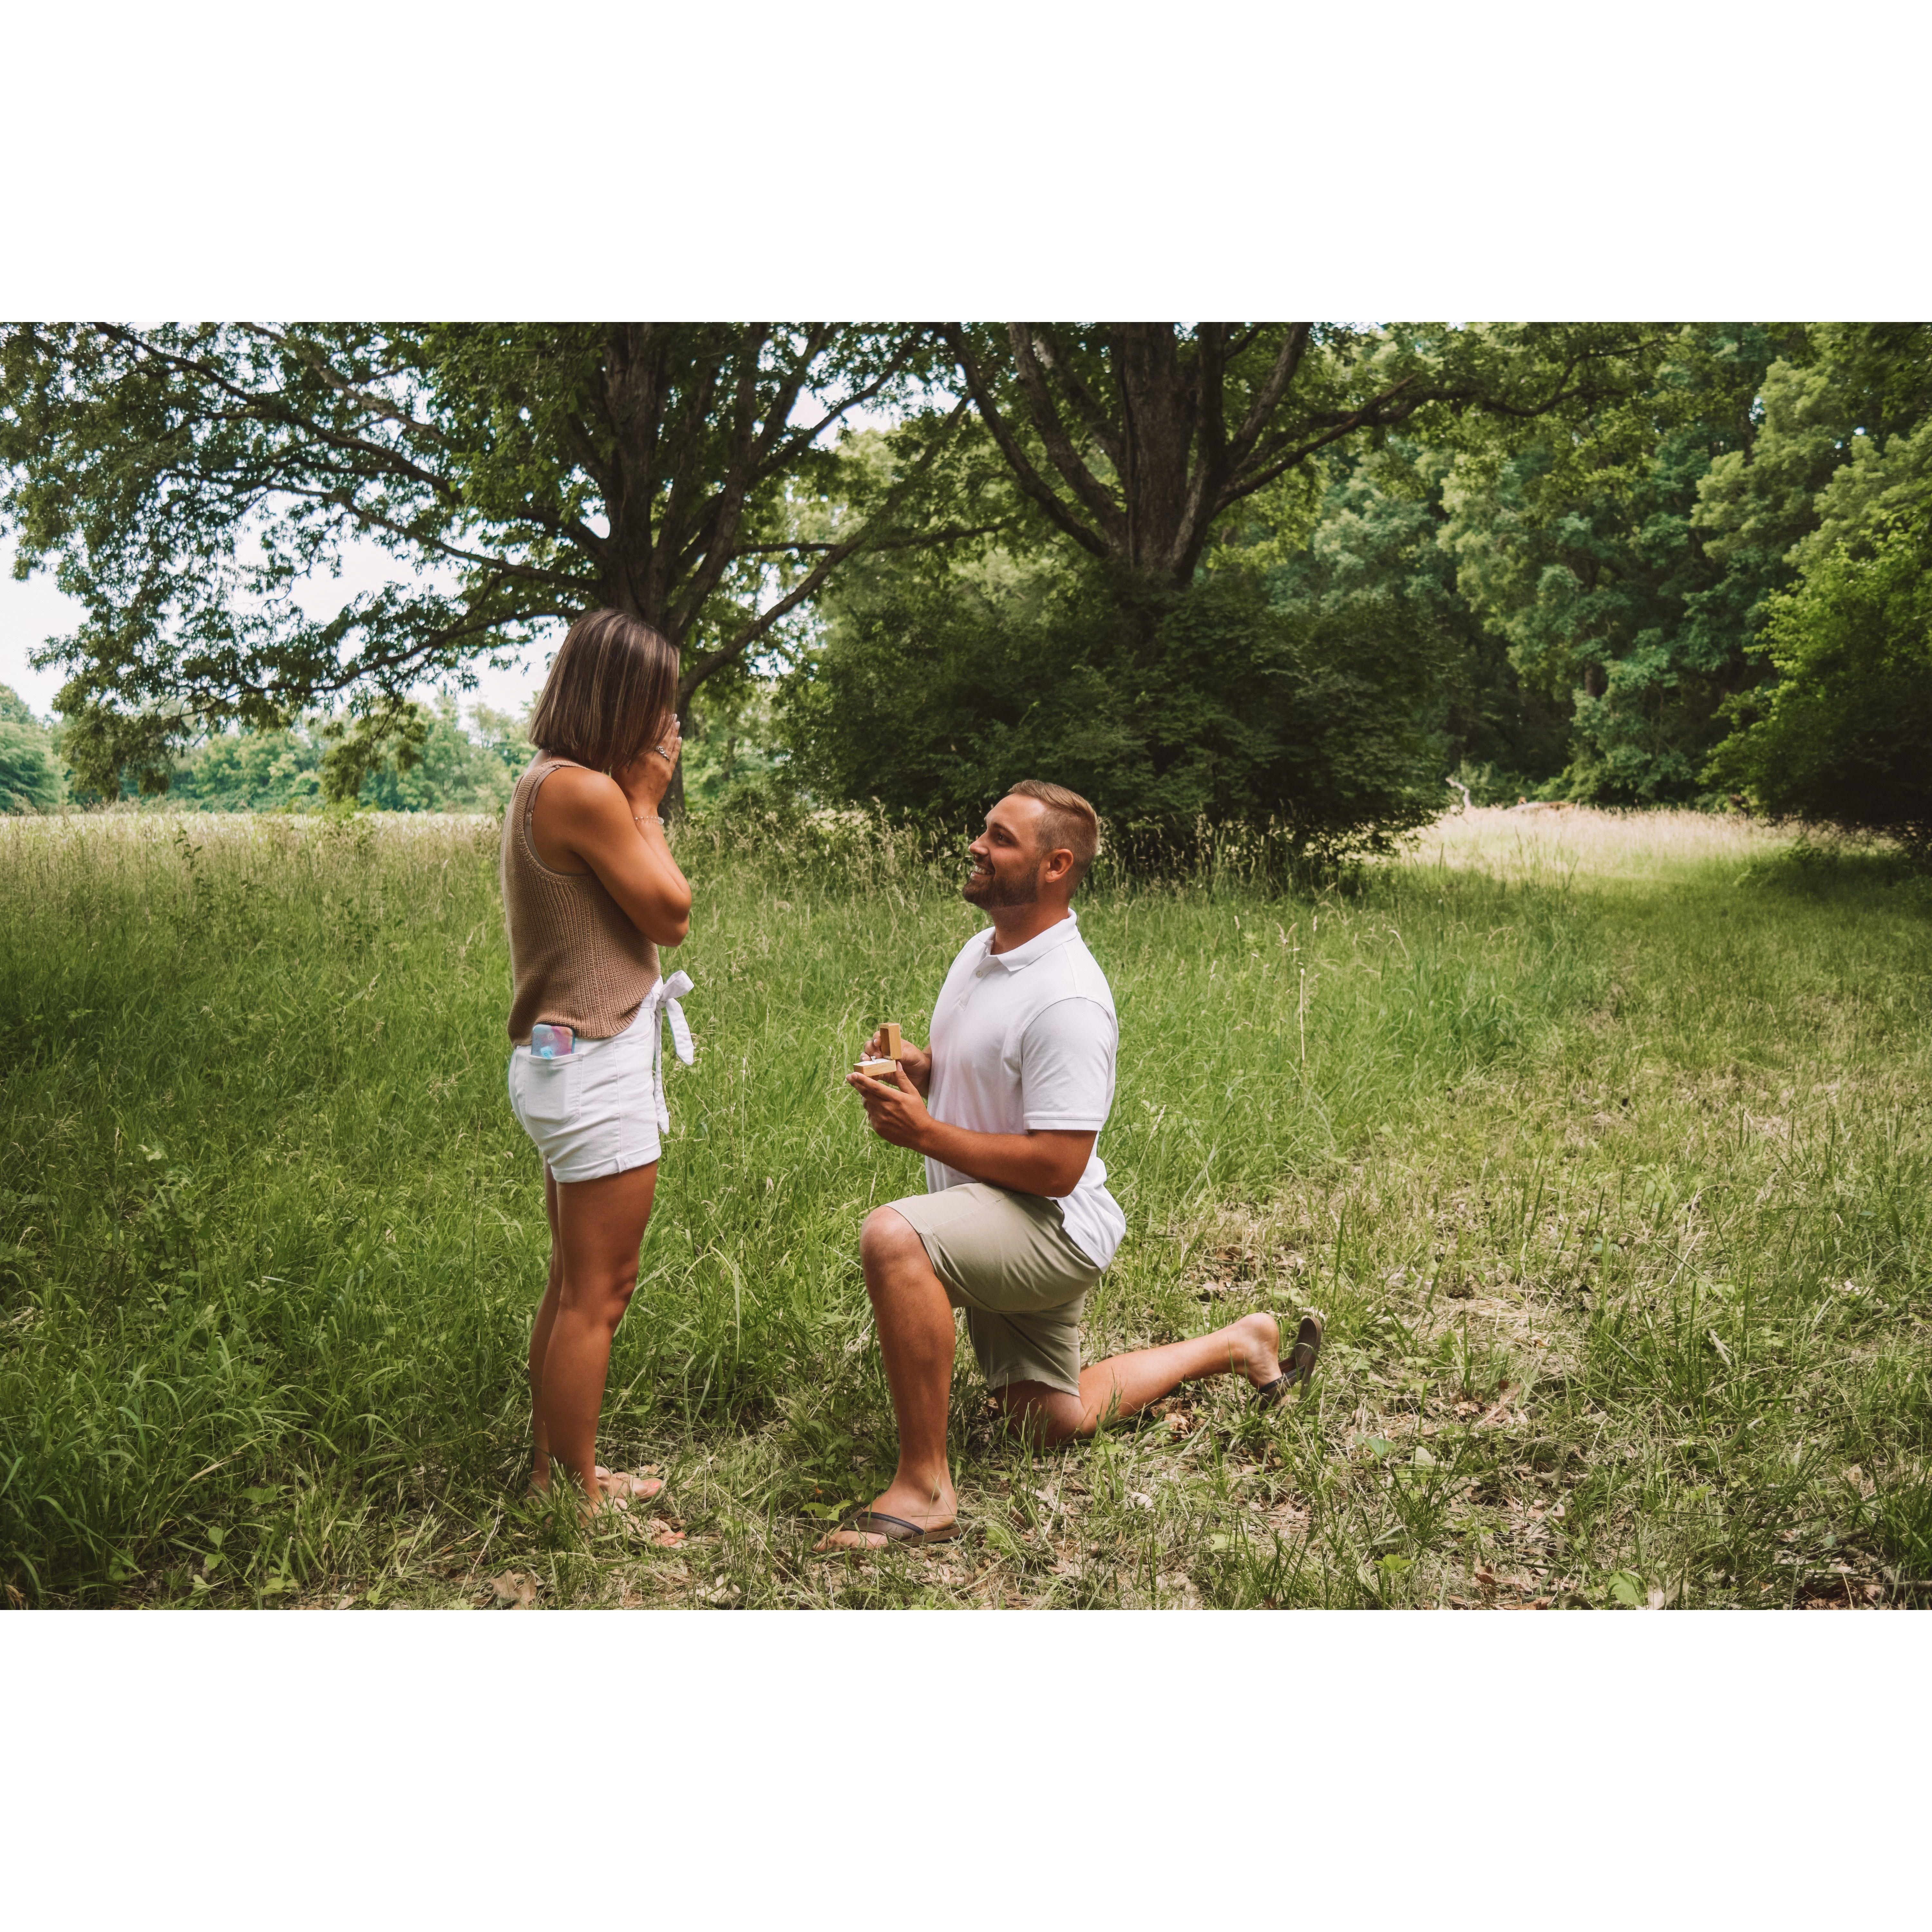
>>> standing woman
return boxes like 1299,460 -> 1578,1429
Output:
502,609 -> 693,1517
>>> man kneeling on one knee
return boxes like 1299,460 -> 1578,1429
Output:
819,780 -> 1319,1552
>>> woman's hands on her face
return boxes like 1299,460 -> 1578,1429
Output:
620,713 -> 682,817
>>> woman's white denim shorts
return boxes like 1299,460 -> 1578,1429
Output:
506,973 -> 693,1183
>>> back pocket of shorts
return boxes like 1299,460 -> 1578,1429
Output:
514,1053 -> 577,1131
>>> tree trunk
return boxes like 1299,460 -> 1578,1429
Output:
1110,325 -> 1202,583
661,699 -> 692,821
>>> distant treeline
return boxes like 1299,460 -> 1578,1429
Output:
0,685 -> 781,816
0,690 -> 523,816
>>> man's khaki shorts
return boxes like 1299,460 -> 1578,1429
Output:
887,1182 -> 1101,1397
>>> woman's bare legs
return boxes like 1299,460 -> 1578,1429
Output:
527,1166 -> 566,1483
527,1159 -> 658,1514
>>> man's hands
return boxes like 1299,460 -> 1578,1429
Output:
849,1025 -> 935,1152
860,1024 -> 932,1095
847,1062 -> 935,1152
847,1032 -> 1095,1198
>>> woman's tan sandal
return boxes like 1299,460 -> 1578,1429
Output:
1254,1314 -> 1324,1410
824,1510 -> 962,1548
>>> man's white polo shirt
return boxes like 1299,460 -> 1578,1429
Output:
923,908 -> 1127,1271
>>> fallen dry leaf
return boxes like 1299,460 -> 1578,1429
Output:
488,1570 -> 538,1610
1474,1384 -> 1518,1429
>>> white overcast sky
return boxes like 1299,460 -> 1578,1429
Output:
0,540 -> 81,715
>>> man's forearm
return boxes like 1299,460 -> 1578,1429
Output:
914,1119 -> 1090,1198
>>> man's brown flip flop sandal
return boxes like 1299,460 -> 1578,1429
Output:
823,1510 -> 962,1549
1254,1314 -> 1323,1410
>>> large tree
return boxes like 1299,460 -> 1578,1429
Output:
940,323 -> 1669,595
0,323 -> 978,802
776,323 -> 1669,859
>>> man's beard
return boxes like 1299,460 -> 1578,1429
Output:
963,860 -> 1041,910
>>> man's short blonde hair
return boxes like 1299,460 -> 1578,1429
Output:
1004,779 -> 1100,890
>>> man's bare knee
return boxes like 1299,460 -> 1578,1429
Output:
861,1206 -> 925,1274
994,1382 -> 1084,1446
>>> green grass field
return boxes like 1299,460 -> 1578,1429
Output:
2,805 -> 1927,1609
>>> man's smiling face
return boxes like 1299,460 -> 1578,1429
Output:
962,795 -> 1051,909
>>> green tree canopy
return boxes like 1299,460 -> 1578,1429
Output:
1248,438 -> 1567,800
1706,516 -> 1932,861
782,323 -> 1670,859
943,323 -> 1669,593
782,536 -> 1449,877
0,324 -> 980,802
1438,326 -> 1801,801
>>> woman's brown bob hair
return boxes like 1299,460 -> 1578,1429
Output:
528,609 -> 680,776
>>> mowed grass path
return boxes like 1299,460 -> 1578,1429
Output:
1,807 -> 1926,1609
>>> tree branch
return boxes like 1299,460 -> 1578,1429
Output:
676,399 -> 977,700
940,326 -> 1111,563
724,524 -> 1003,559
1029,325 -> 1123,471
91,326 -> 467,514
1009,326 -> 1128,541
1223,324 -> 1313,471
271,486 -> 597,593
747,328 -> 926,486
90,324 -> 611,564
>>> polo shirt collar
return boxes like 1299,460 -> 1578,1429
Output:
979,910 -> 1081,974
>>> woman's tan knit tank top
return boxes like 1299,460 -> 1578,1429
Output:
501,755 -> 660,1043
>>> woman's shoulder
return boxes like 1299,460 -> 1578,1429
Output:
531,759 -> 622,812
522,758 -> 626,875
